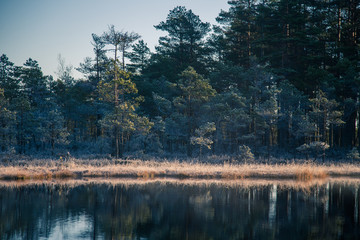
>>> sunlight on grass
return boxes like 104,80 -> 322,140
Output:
0,158 -> 359,181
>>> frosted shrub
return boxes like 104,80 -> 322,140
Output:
238,145 -> 254,163
347,147 -> 360,162
297,141 -> 329,162
296,144 -> 310,160
309,141 -> 329,151
128,133 -> 163,154
190,122 -> 216,159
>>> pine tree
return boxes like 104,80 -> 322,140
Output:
152,6 -> 211,79
277,80 -> 307,149
173,67 -> 216,156
206,90 -> 249,154
0,54 -> 19,100
0,88 -> 15,152
127,40 -> 151,74
91,33 -> 108,84
190,122 -> 216,159
309,90 -> 344,146
39,107 -> 69,155
18,59 -> 52,151
216,0 -> 258,67
98,65 -> 151,158
12,95 -> 31,154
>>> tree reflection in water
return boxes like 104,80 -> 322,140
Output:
0,180 -> 360,239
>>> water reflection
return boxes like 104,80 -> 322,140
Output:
1,179 -> 360,239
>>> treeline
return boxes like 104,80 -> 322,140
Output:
1,1 -> 360,159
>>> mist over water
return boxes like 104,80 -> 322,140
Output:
0,180 -> 359,239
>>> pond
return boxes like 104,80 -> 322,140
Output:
0,179 -> 359,240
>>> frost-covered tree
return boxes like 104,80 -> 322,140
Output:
15,59 -> 54,152
277,80 -> 307,148
0,89 -> 15,151
256,82 -> 280,152
206,90 -> 249,153
12,95 -> 31,154
173,67 -> 216,156
347,147 -> 360,162
98,66 -> 151,158
56,54 -> 74,87
309,90 -> 344,146
237,145 -> 254,163
309,141 -> 330,162
36,107 -> 68,155
242,63 -> 278,154
191,122 -> 216,159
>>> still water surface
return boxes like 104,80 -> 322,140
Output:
0,179 -> 360,239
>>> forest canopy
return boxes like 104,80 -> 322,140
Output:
1,1 -> 360,160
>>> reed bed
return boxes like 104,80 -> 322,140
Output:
2,177 -> 360,194
1,158 -> 360,181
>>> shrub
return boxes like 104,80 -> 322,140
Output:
347,147 -> 360,162
238,145 -> 254,163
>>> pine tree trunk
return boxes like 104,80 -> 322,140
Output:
115,128 -> 119,159
337,5 -> 342,60
96,55 -> 100,83
122,46 -> 126,71
323,110 -> 327,144
114,46 -> 118,106
120,132 -> 124,158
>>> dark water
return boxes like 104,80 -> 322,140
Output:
0,180 -> 360,240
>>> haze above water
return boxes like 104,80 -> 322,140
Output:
1,180 -> 359,240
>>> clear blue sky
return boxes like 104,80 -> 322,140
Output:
0,0 -> 229,78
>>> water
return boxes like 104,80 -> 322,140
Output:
0,179 -> 360,239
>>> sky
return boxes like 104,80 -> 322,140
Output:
0,0 -> 229,79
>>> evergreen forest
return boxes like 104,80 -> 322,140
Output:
1,1 -> 360,160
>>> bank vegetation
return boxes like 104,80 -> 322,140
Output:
2,157 -> 360,181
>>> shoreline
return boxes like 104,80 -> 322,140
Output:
1,159 -> 360,181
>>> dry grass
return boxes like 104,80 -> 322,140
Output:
0,158 -> 360,181
295,167 -> 329,181
2,177 -> 360,194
